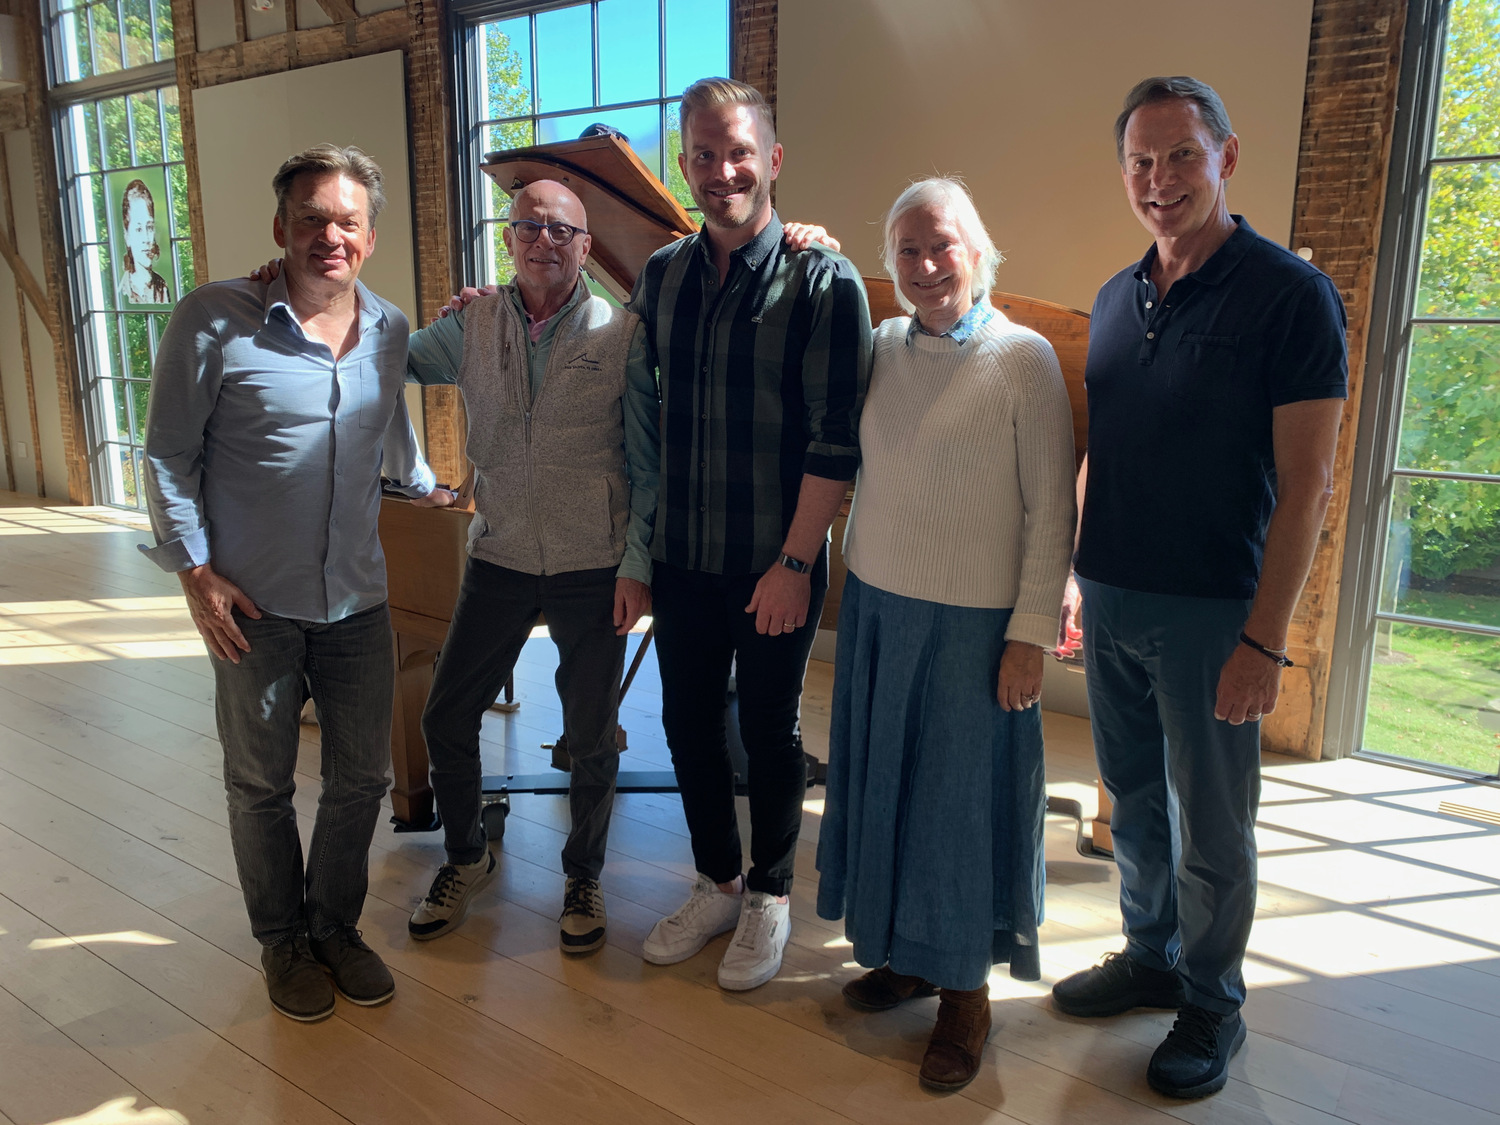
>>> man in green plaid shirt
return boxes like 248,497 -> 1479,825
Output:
629,77 -> 872,991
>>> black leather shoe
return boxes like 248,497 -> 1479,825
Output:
261,935 -> 335,1022
1147,1005 -> 1247,1098
309,927 -> 395,1006
1052,950 -> 1185,1017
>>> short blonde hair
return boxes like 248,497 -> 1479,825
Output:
679,77 -> 776,144
882,177 -> 1003,315
271,143 -> 386,226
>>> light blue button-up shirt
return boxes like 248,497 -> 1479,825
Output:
140,273 -> 434,623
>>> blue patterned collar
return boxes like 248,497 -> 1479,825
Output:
907,299 -> 994,345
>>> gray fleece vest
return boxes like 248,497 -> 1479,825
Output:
456,285 -> 640,575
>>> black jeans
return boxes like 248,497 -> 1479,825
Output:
651,549 -> 828,896
422,558 -> 625,879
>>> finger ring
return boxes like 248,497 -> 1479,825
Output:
1248,712 -> 1262,720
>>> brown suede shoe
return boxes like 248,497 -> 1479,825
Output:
919,984 -> 991,1092
842,965 -> 939,1012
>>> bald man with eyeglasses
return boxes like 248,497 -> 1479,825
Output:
402,179 -> 659,954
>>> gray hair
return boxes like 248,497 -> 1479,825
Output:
271,143 -> 387,225
1114,76 -> 1234,163
881,177 -> 1002,316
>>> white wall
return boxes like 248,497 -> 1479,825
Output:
192,50 -> 424,444
777,0 -> 1315,314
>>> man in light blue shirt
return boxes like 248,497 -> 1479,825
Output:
141,144 -> 449,1023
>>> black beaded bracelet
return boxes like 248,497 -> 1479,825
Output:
1240,632 -> 1294,668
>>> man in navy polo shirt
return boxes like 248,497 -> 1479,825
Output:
1050,77 -> 1347,1099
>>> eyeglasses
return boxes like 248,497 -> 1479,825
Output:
508,220 -> 587,246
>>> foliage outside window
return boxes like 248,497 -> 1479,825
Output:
47,1 -> 190,510
49,0 -> 175,84
462,0 -> 729,287
1365,0 -> 1500,775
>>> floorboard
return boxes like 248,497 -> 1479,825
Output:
3,495 -> 1499,1125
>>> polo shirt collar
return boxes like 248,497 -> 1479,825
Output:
1132,215 -> 1257,288
694,211 -> 784,273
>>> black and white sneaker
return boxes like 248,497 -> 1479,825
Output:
408,851 -> 496,940
559,876 -> 607,954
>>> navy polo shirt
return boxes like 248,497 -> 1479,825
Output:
1075,218 -> 1348,600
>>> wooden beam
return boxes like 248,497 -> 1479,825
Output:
14,6 -> 91,504
0,223 -> 53,336
405,0 -> 466,486
169,0 -> 211,301
191,8 -> 408,88
1263,0 -> 1408,759
0,90 -> 26,134
314,0 -> 360,24
730,0 -> 777,117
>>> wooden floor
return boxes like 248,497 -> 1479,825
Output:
1,494 -> 1499,1125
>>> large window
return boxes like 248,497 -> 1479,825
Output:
455,0 -> 729,287
1354,0 -> 1500,778
46,1 -> 191,511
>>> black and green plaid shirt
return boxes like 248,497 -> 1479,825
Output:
627,214 -> 872,575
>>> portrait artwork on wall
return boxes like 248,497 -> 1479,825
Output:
106,166 -> 175,310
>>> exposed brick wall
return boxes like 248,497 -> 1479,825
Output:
1262,0 -> 1409,758
732,0 -> 778,119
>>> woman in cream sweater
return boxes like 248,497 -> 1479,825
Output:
816,177 -> 1076,1092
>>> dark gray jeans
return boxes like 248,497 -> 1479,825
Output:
212,602 -> 393,947
422,558 -> 625,879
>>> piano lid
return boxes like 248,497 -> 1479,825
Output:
481,135 -> 698,300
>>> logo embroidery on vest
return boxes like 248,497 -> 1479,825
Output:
562,350 -> 602,372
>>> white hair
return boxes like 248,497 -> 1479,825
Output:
881,176 -> 1003,315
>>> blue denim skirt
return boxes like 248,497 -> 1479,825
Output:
815,570 -> 1046,989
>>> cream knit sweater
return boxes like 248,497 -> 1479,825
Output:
842,308 -> 1077,650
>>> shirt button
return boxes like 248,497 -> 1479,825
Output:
699,506 -> 706,512
701,365 -> 709,374
1145,301 -> 1154,309
700,412 -> 708,420
1146,332 -> 1156,340
700,461 -> 706,468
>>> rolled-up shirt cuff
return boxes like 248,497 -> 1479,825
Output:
138,525 -> 210,573
803,445 -> 859,481
616,546 -> 653,585
1004,611 -> 1061,652
382,461 -> 437,499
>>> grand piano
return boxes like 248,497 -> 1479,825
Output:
379,135 -> 1105,847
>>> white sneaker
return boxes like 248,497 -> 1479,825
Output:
717,891 -> 790,991
641,873 -> 743,964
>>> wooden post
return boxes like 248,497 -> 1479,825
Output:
1261,0 -> 1408,758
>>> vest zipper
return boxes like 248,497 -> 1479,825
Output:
522,295 -> 588,573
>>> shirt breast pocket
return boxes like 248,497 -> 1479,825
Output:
1171,333 -> 1239,402
355,362 -> 391,431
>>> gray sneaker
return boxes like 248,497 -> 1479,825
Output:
309,927 -> 395,1006
559,876 -> 607,954
409,851 -> 497,940
261,935 -> 335,1021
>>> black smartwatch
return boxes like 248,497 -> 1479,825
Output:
776,552 -> 811,574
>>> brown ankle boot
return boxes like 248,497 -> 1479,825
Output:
919,984 -> 991,1091
842,965 -> 938,1011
